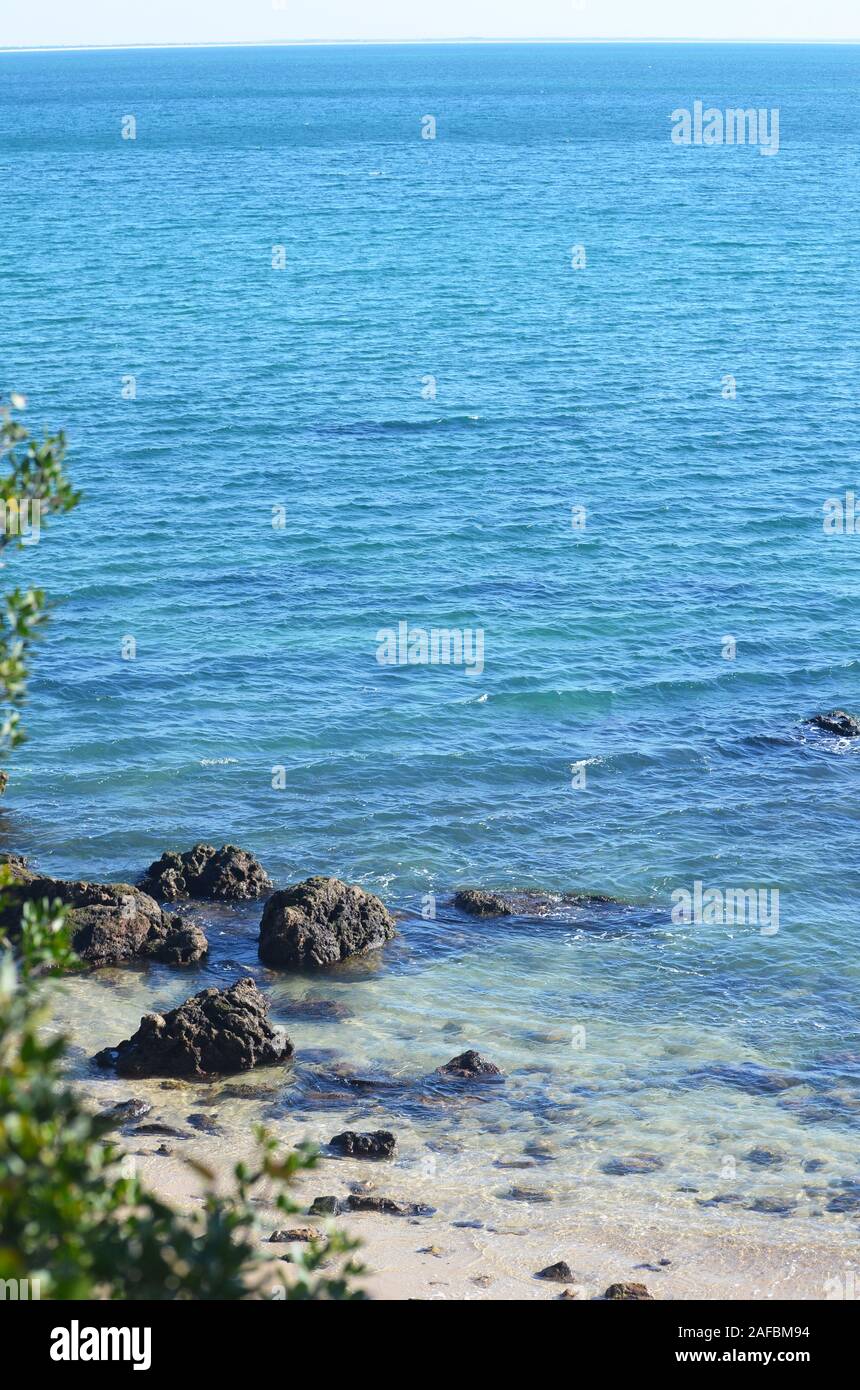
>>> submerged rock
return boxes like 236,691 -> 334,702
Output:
345,1194 -> 435,1216
0,874 -> 207,968
808,710 -> 860,738
329,1130 -> 396,1159
602,1153 -> 665,1176
100,1097 -> 153,1127
438,1049 -> 504,1080
600,1282 -> 654,1301
140,842 -> 272,902
258,876 -> 395,968
744,1146 -> 783,1167
96,977 -> 293,1079
536,1261 -> 576,1284
454,889 -> 513,917
269,1227 -> 319,1243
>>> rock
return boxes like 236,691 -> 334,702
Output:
140,843 -> 273,902
280,997 -> 353,1022
524,1138 -> 557,1161
602,1153 -> 665,1176
309,1196 -> 340,1216
749,1196 -> 796,1215
804,1158 -> 827,1173
745,1146 -> 783,1167
536,1261 -> 575,1284
132,1123 -> 191,1139
809,710 -> 860,738
344,1195 -> 435,1216
437,1049 -> 504,1080
601,1282 -> 654,1301
0,875 -> 207,968
558,1289 -> 579,1300
418,1245 -> 444,1257
98,977 -> 293,1079
186,1112 -> 224,1135
454,889 -> 513,917
259,876 -> 395,969
696,1193 -> 743,1207
499,1186 -> 553,1204
269,1227 -> 319,1243
155,1144 -> 173,1157
100,1098 -> 153,1126
0,852 -> 35,882
826,1191 -> 860,1213
329,1130 -> 396,1159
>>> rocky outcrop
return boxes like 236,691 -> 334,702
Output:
258,876 -> 395,969
140,843 -> 272,902
454,889 -> 513,917
329,1130 -> 396,1159
437,1049 -> 504,1080
94,977 -> 293,1079
809,710 -> 860,737
0,873 -> 207,968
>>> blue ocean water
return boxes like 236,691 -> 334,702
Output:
2,44 -> 860,1260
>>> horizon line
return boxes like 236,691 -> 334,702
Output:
2,37 -> 860,55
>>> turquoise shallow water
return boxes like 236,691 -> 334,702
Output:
1,44 -> 859,1263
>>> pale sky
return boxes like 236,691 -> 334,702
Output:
1,0 -> 858,50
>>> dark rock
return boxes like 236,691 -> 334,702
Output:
99,977 -> 293,1079
140,842 -> 273,902
186,1112 -> 224,1135
745,1146 -> 783,1167
269,1227 -> 319,1243
804,1159 -> 827,1173
329,1129 -> 396,1159
454,889 -> 513,917
536,1261 -> 575,1284
155,1144 -> 173,1156
438,1049 -> 504,1080
281,997 -> 353,1022
100,1097 -> 153,1126
344,1195 -> 435,1216
309,1196 -> 340,1216
499,1186 -> 553,1204
686,1062 -> 803,1096
602,1153 -> 665,1176
826,1191 -> 860,1213
749,1196 -> 796,1216
809,710 -> 860,738
601,1282 -> 654,1301
696,1194 -> 743,1207
132,1123 -> 191,1139
558,1289 -> 579,1299
0,876 -> 208,968
259,876 -> 395,969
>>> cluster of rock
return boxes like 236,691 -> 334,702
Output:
0,858 -> 207,967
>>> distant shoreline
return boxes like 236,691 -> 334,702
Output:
2,38 -> 860,55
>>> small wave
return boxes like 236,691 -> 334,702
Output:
199,757 -> 238,766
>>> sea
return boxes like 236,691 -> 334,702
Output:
1,42 -> 859,1284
